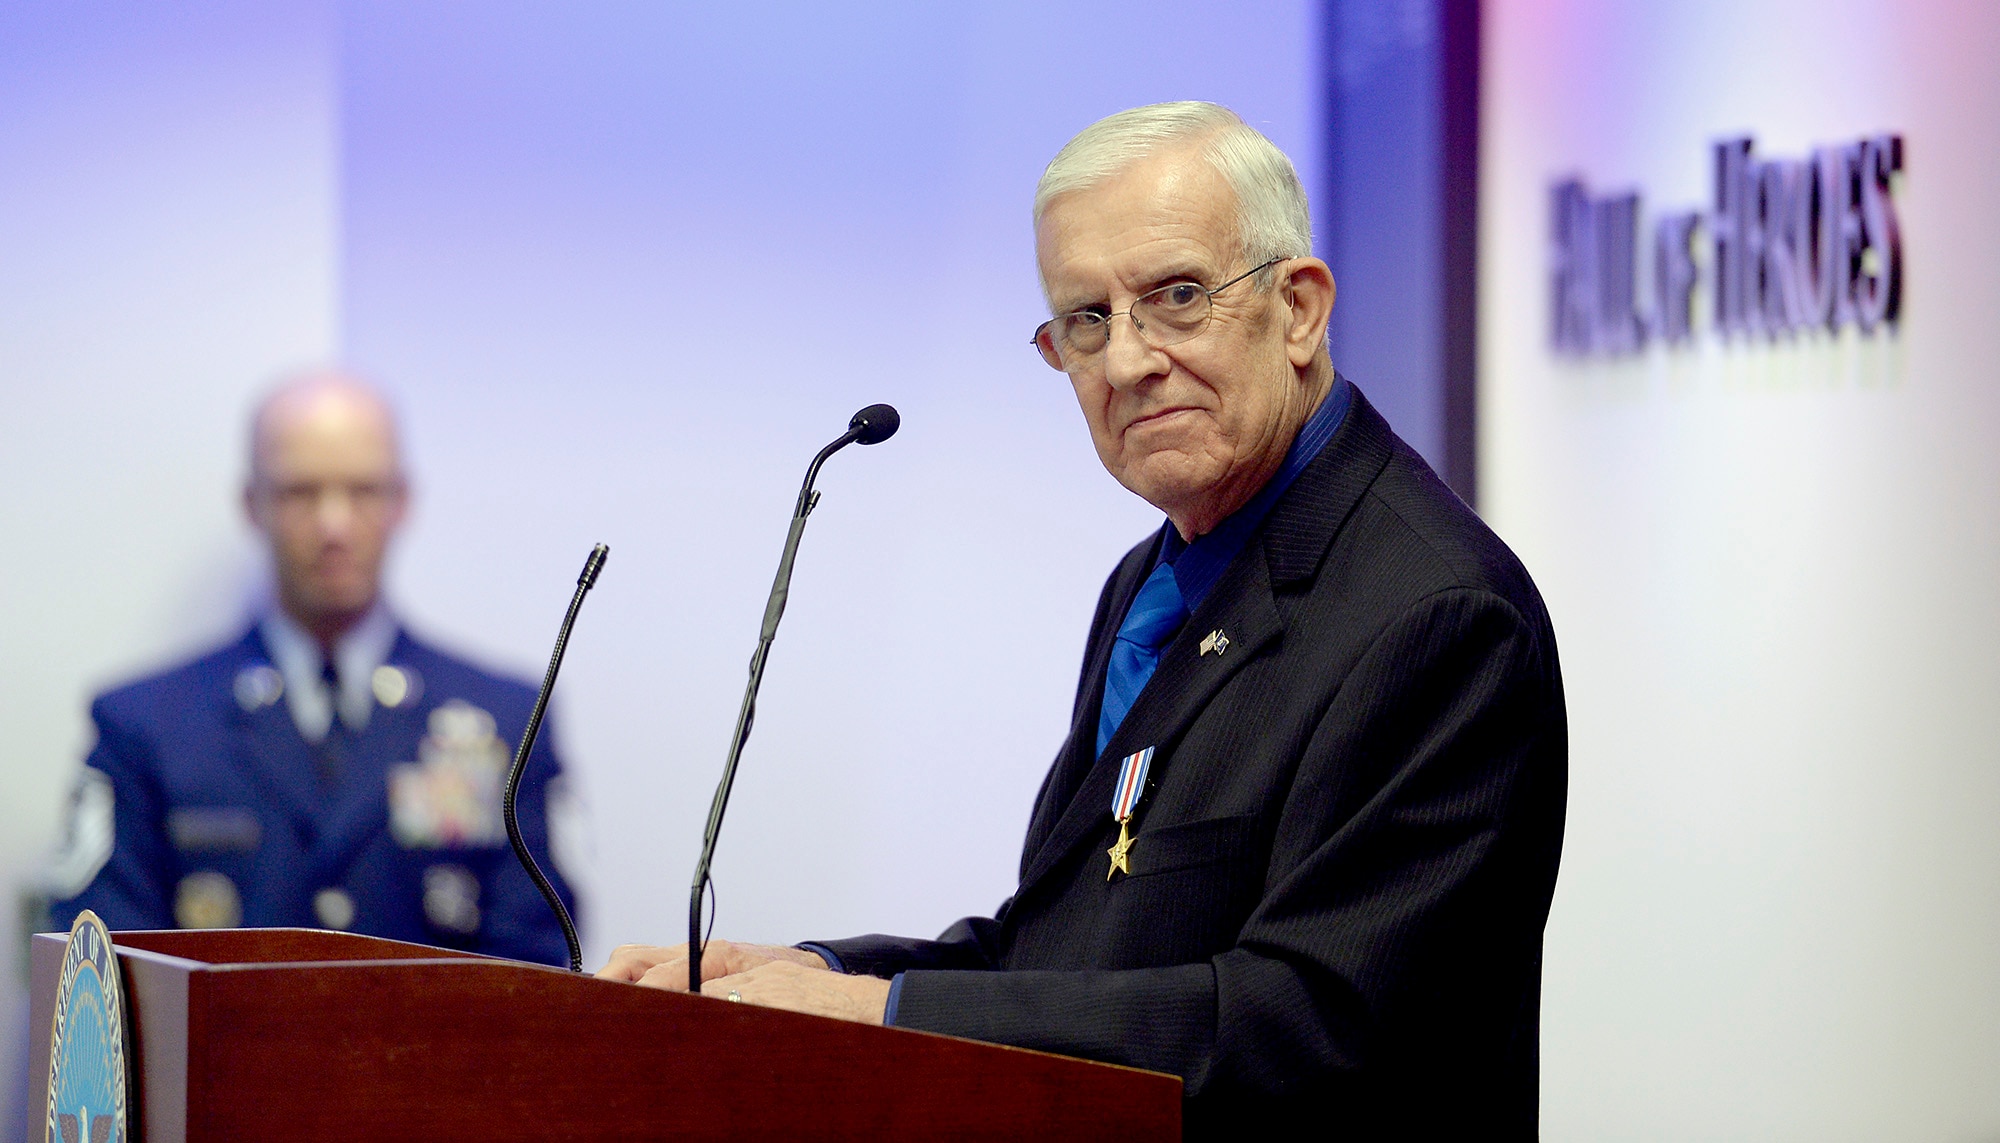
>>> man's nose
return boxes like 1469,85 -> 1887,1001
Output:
1101,314 -> 1168,392
314,488 -> 357,536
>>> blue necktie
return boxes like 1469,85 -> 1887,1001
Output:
1096,561 -> 1188,755
318,654 -> 347,786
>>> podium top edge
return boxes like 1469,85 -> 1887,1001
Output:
40,927 -> 526,968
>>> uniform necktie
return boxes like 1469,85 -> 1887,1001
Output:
317,653 -> 346,785
1096,561 -> 1188,755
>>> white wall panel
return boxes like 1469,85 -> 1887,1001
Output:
0,0 -> 340,1125
1483,2 -> 2000,1135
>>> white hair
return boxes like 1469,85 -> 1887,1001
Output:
1034,102 -> 1313,274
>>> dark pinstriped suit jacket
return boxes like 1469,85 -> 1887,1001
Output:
817,385 -> 1566,1138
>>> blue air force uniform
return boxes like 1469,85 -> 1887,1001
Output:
48,612 -> 579,966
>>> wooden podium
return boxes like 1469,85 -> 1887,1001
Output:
27,928 -> 1180,1141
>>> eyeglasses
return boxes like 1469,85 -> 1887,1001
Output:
258,479 -> 404,519
1032,257 -> 1289,372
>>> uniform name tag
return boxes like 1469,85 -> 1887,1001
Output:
167,807 -> 262,852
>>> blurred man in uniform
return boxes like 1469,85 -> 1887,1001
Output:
45,371 -> 578,964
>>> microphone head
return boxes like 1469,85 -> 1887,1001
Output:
849,403 -> 900,445
579,543 -> 609,589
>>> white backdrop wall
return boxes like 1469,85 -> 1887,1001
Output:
0,0 -> 340,1116
1483,1 -> 2000,1137
0,1 -> 1325,1122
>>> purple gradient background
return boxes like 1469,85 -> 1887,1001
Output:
0,9 -> 1326,1124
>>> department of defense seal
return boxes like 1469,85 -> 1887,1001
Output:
45,910 -> 130,1143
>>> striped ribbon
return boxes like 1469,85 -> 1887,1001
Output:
1111,746 -> 1154,822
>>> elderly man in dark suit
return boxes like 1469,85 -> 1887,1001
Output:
600,101 -> 1565,1137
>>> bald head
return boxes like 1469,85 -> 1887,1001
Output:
244,371 -> 409,645
249,372 -> 401,482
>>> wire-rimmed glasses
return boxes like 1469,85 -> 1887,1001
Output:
1031,257 -> 1289,372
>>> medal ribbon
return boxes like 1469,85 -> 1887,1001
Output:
1111,746 -> 1154,823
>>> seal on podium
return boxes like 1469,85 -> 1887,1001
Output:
44,909 -> 130,1143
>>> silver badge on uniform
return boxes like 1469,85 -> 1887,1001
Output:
314,887 -> 356,930
422,864 -> 482,934
233,665 -> 284,711
174,871 -> 242,930
387,700 -> 509,849
371,664 -> 423,709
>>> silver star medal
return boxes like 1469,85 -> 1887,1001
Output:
1106,746 -> 1156,880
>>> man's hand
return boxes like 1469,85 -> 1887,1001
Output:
595,939 -> 827,990
597,939 -> 891,1024
701,960 -> 892,1025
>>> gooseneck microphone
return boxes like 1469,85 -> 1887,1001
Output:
505,542 -> 608,974
687,404 -> 899,991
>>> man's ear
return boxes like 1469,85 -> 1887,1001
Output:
242,483 -> 265,533
385,479 -> 411,534
1280,259 -> 1335,369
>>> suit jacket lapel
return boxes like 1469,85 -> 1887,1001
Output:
229,626 -> 324,826
1018,544 -> 1153,870
304,698 -> 416,884
304,630 -> 428,880
1015,552 -> 1283,897
1260,381 -> 1398,588
235,700 -> 323,824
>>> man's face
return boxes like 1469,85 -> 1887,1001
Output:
1036,148 -> 1315,535
244,388 -> 407,634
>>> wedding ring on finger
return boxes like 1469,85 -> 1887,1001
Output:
727,990 -> 743,1003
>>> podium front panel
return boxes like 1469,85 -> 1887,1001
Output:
30,929 -> 1180,1141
